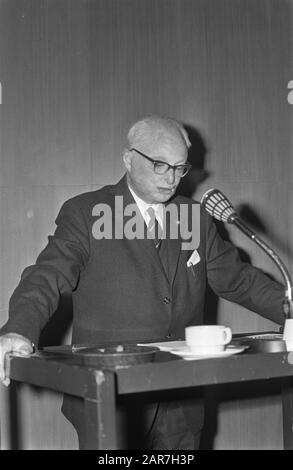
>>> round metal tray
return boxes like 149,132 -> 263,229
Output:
235,333 -> 286,353
72,344 -> 159,368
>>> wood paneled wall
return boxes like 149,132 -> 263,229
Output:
0,0 -> 292,449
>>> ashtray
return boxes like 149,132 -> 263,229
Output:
234,333 -> 286,353
72,344 -> 159,368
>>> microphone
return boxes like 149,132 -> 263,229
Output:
200,188 -> 292,321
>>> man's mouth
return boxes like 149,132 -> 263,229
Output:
158,186 -> 176,192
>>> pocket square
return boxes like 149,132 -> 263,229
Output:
187,249 -> 200,267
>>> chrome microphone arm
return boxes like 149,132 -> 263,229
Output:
229,214 -> 292,319
201,188 -> 293,320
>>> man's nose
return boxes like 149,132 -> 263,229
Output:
165,168 -> 176,185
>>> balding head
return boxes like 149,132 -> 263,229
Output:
123,115 -> 191,204
127,115 -> 191,154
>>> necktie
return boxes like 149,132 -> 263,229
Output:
147,207 -> 163,249
146,207 -> 169,279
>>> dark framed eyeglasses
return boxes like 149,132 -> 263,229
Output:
130,148 -> 191,177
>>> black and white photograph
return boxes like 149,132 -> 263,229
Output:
0,0 -> 293,452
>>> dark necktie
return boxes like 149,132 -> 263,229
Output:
147,207 -> 169,279
147,207 -> 163,249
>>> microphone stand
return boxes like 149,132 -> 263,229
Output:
201,187 -> 293,350
228,213 -> 293,322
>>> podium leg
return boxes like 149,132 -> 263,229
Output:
84,370 -> 118,450
282,378 -> 293,450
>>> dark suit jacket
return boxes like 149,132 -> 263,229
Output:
2,175 -> 284,437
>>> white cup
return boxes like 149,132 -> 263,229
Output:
283,319 -> 293,351
185,325 -> 232,354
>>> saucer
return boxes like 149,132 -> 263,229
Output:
139,341 -> 186,351
170,344 -> 247,360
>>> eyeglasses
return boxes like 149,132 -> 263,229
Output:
130,148 -> 191,177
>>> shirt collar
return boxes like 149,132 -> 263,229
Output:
128,184 -> 164,227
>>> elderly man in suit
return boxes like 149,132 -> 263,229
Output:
0,115 -> 284,449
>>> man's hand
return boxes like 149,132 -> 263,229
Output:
0,333 -> 34,386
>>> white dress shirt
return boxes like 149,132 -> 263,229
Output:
128,184 -> 164,230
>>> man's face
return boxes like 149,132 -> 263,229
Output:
124,136 -> 188,204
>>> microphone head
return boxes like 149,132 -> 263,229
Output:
200,188 -> 236,223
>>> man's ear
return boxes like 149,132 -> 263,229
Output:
123,149 -> 132,171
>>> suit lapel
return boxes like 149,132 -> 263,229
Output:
164,198 -> 181,285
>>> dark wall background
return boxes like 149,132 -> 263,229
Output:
0,0 -> 292,449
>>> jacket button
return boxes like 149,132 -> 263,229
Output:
163,296 -> 171,304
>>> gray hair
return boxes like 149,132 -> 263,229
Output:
127,115 -> 191,150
